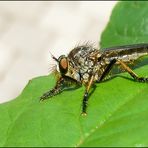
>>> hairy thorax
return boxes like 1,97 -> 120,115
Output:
67,45 -> 105,85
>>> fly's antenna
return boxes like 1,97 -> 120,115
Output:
49,51 -> 58,62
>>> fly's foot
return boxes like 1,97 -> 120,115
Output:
136,77 -> 148,83
81,112 -> 87,116
40,86 -> 63,102
40,90 -> 54,102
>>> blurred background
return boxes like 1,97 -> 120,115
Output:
0,1 -> 117,103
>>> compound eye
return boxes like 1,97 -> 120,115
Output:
58,55 -> 68,74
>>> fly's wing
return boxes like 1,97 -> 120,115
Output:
100,43 -> 148,74
101,43 -> 148,62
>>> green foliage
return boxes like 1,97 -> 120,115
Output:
100,1 -> 148,48
0,1 -> 148,147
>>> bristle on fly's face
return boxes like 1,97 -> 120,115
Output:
48,64 -> 57,74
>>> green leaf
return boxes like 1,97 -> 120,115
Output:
0,66 -> 148,147
0,1 -> 148,147
100,1 -> 148,48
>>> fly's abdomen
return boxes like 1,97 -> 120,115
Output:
102,43 -> 148,63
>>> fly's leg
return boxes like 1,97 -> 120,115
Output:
40,76 -> 81,101
118,60 -> 148,82
82,59 -> 117,115
98,59 -> 117,82
82,91 -> 88,116
40,77 -> 65,101
82,75 -> 95,116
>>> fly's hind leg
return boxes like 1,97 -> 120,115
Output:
118,60 -> 148,82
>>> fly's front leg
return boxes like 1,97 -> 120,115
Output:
40,76 -> 81,101
118,60 -> 148,82
81,75 -> 95,116
40,77 -> 64,101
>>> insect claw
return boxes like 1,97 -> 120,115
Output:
137,77 -> 148,83
40,94 -> 49,102
39,97 -> 44,102
81,112 -> 87,116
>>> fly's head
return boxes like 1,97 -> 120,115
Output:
53,54 -> 81,82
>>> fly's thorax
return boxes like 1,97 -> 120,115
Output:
93,59 -> 108,82
57,45 -> 104,84
75,50 -> 103,84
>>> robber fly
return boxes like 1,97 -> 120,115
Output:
40,43 -> 148,116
